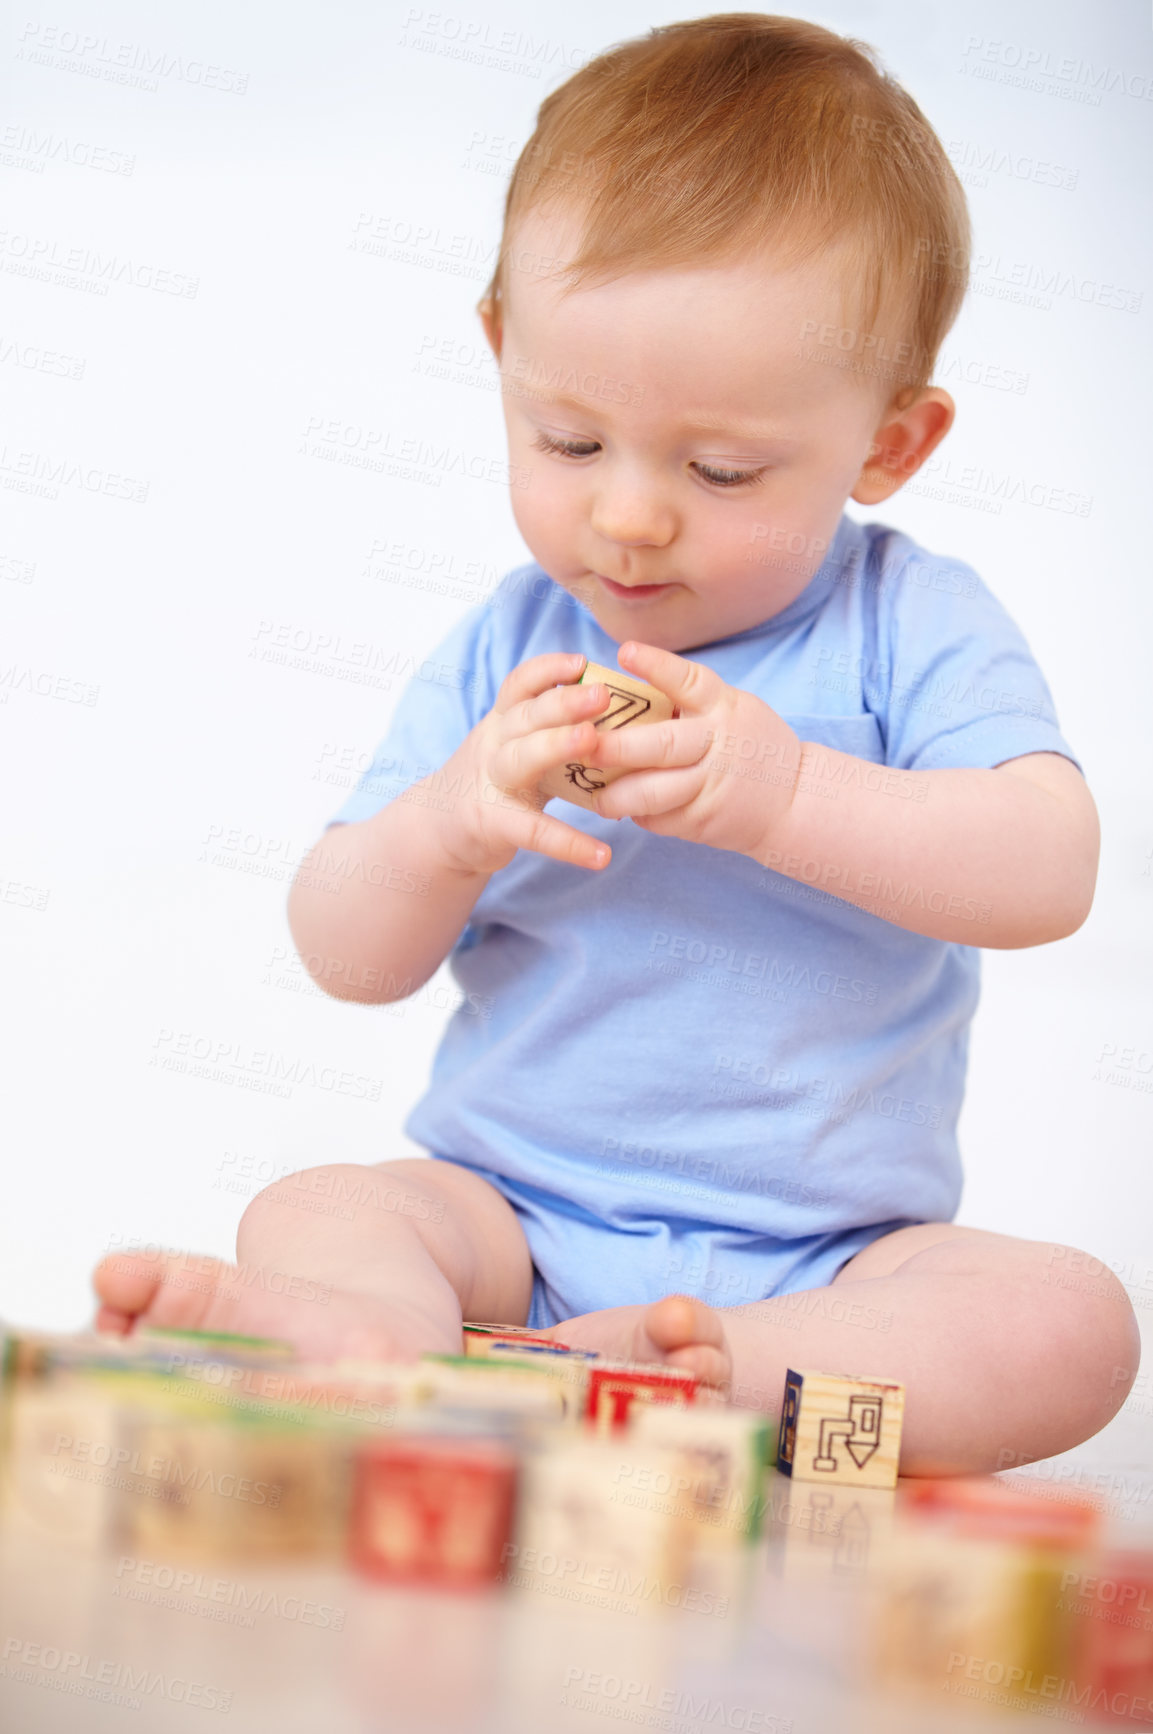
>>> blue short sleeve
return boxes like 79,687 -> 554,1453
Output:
862,532 -> 1081,774
325,600 -> 499,828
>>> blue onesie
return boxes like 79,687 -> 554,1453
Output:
326,514 -> 1079,1328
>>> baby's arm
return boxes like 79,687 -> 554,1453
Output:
288,652 -> 613,1002
758,745 -> 1099,947
582,641 -> 1098,951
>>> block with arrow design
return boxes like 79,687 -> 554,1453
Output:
775,1367 -> 905,1490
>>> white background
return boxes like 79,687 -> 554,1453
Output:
1,0 -> 1150,1333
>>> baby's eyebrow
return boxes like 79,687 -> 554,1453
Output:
535,391 -> 800,445
678,411 -> 801,445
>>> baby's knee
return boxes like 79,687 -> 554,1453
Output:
1036,1242 -> 1141,1420
236,1162 -> 384,1242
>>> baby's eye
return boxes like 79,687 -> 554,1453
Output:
532,431 -> 599,459
693,462 -> 766,489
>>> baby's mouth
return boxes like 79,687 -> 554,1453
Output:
596,574 -> 677,601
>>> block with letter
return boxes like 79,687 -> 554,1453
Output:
349,1436 -> 518,1588
776,1367 -> 904,1490
586,1363 -> 698,1434
536,659 -> 679,811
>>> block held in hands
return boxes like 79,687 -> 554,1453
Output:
537,658 -> 679,812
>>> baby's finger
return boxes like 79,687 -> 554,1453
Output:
492,718 -> 603,795
494,651 -> 587,714
587,713 -> 714,774
498,801 -> 611,871
614,640 -> 725,714
596,763 -> 706,820
508,678 -> 609,740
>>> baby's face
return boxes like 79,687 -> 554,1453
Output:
486,210 -> 912,652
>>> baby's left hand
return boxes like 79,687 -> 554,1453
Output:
584,640 -> 803,857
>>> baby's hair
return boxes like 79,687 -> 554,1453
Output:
480,12 -> 970,398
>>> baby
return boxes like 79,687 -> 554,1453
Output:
94,14 -> 1137,1474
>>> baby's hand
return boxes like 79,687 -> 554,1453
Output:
580,640 -> 802,857
431,652 -> 614,875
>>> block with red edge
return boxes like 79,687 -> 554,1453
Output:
776,1367 -> 904,1490
349,1437 -> 518,1587
869,1473 -> 1103,1706
586,1363 -> 698,1434
900,1472 -> 1101,1547
1067,1550 -> 1153,1723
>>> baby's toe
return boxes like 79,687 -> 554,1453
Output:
644,1293 -> 725,1354
92,1249 -> 227,1333
663,1340 -> 732,1392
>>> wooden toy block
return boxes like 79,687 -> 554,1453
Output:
116,1414 -> 353,1563
900,1472 -> 1101,1547
869,1527 -> 1082,1706
587,1363 -> 698,1435
536,659 -> 679,811
1,1384 -> 126,1549
508,1437 -> 694,1614
1069,1550 -> 1153,1722
462,1322 -> 576,1357
415,1356 -> 567,1421
776,1368 -> 904,1490
349,1437 -> 517,1587
477,1342 -> 597,1422
629,1404 -> 771,1543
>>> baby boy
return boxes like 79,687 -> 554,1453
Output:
94,14 -> 1137,1474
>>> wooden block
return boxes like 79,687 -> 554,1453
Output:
415,1355 -> 567,1421
536,659 -> 678,810
116,1413 -> 354,1563
776,1368 -> 904,1490
478,1342 -> 596,1422
627,1403 -> 771,1545
586,1363 -> 698,1435
462,1322 -> 576,1356
507,1437 -> 694,1615
900,1473 -> 1101,1547
1069,1550 -> 1153,1722
349,1436 -> 517,1588
869,1527 -> 1082,1706
1,1384 -> 125,1549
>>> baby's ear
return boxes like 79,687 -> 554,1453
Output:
477,295 -> 502,358
851,386 -> 955,506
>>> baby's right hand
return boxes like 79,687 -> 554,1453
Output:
427,652 -> 613,876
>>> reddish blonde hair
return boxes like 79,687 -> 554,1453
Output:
482,13 -> 970,397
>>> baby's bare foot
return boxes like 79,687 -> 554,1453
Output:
545,1294 -> 732,1395
92,1249 -> 461,1363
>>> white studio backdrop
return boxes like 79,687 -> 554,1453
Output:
1,0 -> 1150,1331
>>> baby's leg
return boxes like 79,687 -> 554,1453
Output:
92,1159 -> 534,1363
553,1226 -> 1140,1475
